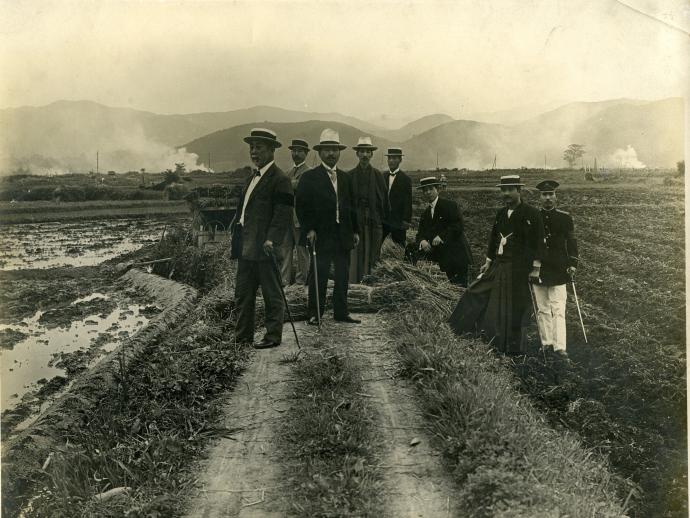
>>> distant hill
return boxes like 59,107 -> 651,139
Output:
182,121 -> 398,172
377,114 -> 455,142
0,101 -> 387,174
0,97 -> 683,174
400,98 -> 684,170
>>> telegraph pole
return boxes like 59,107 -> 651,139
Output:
96,151 -> 99,175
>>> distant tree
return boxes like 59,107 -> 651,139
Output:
163,169 -> 181,184
677,160 -> 685,176
563,144 -> 586,169
174,162 -> 187,175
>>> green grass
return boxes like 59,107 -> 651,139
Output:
280,348 -> 384,517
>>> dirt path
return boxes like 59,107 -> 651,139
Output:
350,314 -> 458,517
185,312 -> 457,517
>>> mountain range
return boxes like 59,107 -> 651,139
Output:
0,97 -> 683,174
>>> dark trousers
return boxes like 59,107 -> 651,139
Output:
404,244 -> 469,287
382,225 -> 406,247
308,237 -> 350,319
234,258 -> 284,344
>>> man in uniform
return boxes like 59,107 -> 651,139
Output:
296,129 -> 361,325
448,175 -> 545,354
532,179 -> 578,358
229,128 -> 294,349
382,147 -> 412,248
411,176 -> 473,286
348,136 -> 389,283
279,138 -> 311,286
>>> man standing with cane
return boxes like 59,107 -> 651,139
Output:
532,180 -> 579,358
296,129 -> 360,326
229,128 -> 294,349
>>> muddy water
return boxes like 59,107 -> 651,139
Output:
0,217 -> 176,270
0,293 -> 151,411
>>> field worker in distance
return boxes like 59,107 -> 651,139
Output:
532,180 -> 579,358
348,136 -> 390,283
229,128 -> 294,349
448,175 -> 545,354
296,129 -> 361,325
382,147 -> 413,248
278,138 -> 312,286
409,176 -> 473,286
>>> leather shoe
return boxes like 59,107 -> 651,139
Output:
253,338 -> 280,349
334,315 -> 360,324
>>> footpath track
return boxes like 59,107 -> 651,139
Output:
185,313 -> 457,517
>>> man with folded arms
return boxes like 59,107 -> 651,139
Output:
382,147 -> 412,248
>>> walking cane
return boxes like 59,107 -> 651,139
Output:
269,252 -> 301,349
570,274 -> 588,344
308,239 -> 322,330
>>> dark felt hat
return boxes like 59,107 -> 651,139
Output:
288,138 -> 310,151
243,128 -> 282,148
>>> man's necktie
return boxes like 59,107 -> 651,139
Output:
254,169 -> 261,177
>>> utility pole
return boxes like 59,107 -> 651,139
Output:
208,152 -> 211,171
96,151 -> 99,175
436,151 -> 439,171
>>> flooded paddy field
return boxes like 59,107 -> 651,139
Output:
0,216 -> 185,270
0,215 -> 187,435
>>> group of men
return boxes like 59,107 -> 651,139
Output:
229,126 -> 579,358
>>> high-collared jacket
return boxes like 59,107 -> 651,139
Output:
540,208 -> 578,285
487,201 -> 546,271
230,163 -> 294,261
295,164 -> 360,250
383,169 -> 412,230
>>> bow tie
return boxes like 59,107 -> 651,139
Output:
253,169 -> 261,177
389,172 -> 396,176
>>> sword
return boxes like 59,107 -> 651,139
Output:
570,275 -> 588,344
308,239 -> 322,330
528,281 -> 544,348
269,251 -> 301,349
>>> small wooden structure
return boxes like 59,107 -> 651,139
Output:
186,185 -> 242,248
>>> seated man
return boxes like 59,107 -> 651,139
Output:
409,176 -> 473,286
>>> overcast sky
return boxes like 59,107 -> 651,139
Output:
1,0 -> 688,124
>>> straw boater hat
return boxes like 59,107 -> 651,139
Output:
536,179 -> 560,192
496,174 -> 525,187
385,147 -> 404,157
313,128 -> 347,151
288,138 -> 310,151
352,136 -> 378,151
243,128 -> 282,148
416,176 -> 444,189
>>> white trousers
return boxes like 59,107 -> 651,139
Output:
532,283 -> 567,351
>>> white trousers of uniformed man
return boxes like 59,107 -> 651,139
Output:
533,284 -> 567,351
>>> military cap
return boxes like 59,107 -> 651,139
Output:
536,180 -> 560,192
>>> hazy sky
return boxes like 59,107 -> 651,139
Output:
1,0 -> 688,123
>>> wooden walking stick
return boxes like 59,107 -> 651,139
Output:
309,239 -> 322,330
269,252 -> 301,349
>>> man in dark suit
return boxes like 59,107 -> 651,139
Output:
411,176 -> 473,286
532,180 -> 578,358
279,138 -> 311,286
382,147 -> 412,248
230,128 -> 294,349
296,129 -> 361,325
449,175 -> 545,354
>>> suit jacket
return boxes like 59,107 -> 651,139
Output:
415,197 -> 473,272
540,208 -> 578,285
383,170 -> 412,230
487,201 -> 545,271
230,163 -> 294,261
288,162 -> 310,239
295,164 -> 359,250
